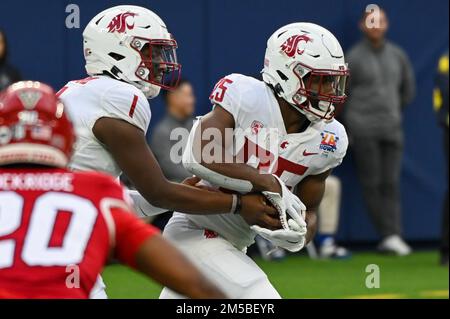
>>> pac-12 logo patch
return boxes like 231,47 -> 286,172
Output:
320,131 -> 339,152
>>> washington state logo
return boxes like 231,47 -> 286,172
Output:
107,11 -> 138,33
280,34 -> 312,58
250,120 -> 264,135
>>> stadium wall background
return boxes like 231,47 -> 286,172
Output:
1,0 -> 448,243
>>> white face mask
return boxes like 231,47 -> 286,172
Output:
316,100 -> 335,121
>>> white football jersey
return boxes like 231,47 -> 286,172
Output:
58,76 -> 151,177
172,73 -> 348,250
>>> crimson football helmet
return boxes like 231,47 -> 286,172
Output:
0,81 -> 75,167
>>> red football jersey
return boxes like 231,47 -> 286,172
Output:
0,167 -> 159,299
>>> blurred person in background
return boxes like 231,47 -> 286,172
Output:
316,175 -> 351,259
257,175 -> 351,261
344,7 -> 415,255
150,79 -> 196,182
433,51 -> 449,266
149,79 -> 196,230
0,29 -> 21,91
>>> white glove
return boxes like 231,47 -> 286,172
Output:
251,219 -> 306,252
262,174 -> 307,233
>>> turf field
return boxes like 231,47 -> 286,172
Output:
102,250 -> 448,299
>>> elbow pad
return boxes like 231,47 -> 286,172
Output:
126,189 -> 168,217
182,119 -> 253,193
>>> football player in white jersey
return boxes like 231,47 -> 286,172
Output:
58,5 -> 282,298
160,22 -> 350,299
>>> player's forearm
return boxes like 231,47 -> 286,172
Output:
191,113 -> 281,193
305,211 -> 318,244
201,161 -> 281,193
142,180 -> 234,215
124,157 -> 237,215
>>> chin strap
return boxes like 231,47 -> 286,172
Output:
289,100 -> 335,123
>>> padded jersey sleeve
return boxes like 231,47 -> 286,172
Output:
317,121 -> 349,174
100,83 -> 151,133
329,126 -> 348,170
210,73 -> 250,124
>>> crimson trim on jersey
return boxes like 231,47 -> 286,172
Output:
128,94 -> 138,118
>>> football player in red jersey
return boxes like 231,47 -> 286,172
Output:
0,81 -> 226,299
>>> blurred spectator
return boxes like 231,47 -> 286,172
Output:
256,176 -> 350,261
343,7 -> 415,255
433,51 -> 449,266
0,29 -> 21,91
317,176 -> 351,259
149,79 -> 196,230
150,79 -> 195,182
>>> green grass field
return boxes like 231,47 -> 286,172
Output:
102,250 -> 448,299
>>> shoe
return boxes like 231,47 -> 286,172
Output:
377,235 -> 412,256
255,235 -> 286,261
319,237 -> 351,259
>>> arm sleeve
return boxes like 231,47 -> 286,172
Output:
100,84 -> 151,133
111,207 -> 160,269
331,129 -> 349,169
399,50 -> 416,108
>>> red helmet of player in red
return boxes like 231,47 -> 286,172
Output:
0,81 -> 75,167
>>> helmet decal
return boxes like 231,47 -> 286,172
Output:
280,34 -> 312,58
17,91 -> 42,110
107,11 -> 138,33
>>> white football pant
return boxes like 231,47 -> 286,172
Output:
159,218 -> 281,299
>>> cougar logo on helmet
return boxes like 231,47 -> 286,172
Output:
280,34 -> 312,58
107,12 -> 138,33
